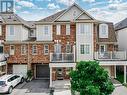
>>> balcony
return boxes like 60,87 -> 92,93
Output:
50,53 -> 75,63
94,51 -> 126,61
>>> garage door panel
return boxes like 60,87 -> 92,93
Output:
36,65 -> 50,79
13,65 -> 27,78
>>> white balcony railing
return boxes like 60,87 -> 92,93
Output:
50,53 -> 75,62
94,51 -> 126,60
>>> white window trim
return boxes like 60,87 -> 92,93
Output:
80,44 -> 90,54
56,24 -> 61,35
21,45 -> 27,55
10,45 -> 15,55
44,44 -> 49,55
32,45 -> 37,55
99,24 -> 108,38
9,25 -> 15,36
66,24 -> 70,35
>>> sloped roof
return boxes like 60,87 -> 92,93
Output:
0,13 -> 35,28
115,18 -> 127,31
38,10 -> 66,22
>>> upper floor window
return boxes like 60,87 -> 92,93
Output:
10,45 -> 15,55
80,44 -> 90,54
32,45 -> 37,55
44,45 -> 49,55
30,29 -> 35,37
99,24 -> 108,38
44,26 -> 49,35
66,24 -> 70,35
79,23 -> 90,35
0,25 -> 2,36
21,45 -> 27,55
80,45 -> 84,54
9,25 -> 14,36
56,25 -> 61,35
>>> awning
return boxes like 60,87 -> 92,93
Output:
0,61 -> 6,66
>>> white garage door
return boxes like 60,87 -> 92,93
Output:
13,65 -> 27,78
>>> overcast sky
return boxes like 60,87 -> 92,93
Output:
15,0 -> 127,24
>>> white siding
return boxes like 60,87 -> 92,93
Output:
77,13 -> 91,20
76,23 -> 94,61
22,26 -> 29,41
57,6 -> 82,21
36,25 -> 52,41
6,25 -> 28,41
117,28 -> 127,51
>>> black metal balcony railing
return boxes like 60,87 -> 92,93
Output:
50,53 -> 74,62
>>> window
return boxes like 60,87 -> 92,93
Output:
10,45 -> 15,55
80,24 -> 85,34
0,45 -> 3,53
80,44 -> 90,54
44,45 -> 49,55
84,44 -> 90,54
21,45 -> 27,55
80,23 -> 90,35
32,45 -> 37,55
9,25 -> 14,35
80,45 -> 84,54
56,25 -> 61,35
66,44 -> 72,53
99,24 -> 108,38
30,30 -> 35,37
0,25 -> 2,36
66,24 -> 70,35
44,26 -> 49,35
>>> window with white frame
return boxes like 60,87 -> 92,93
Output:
66,43 -> 72,53
80,45 -> 84,54
44,26 -> 49,35
32,45 -> 37,55
44,45 -> 49,55
0,25 -> 2,36
21,45 -> 27,55
66,24 -> 70,35
80,23 -> 85,34
80,44 -> 90,54
9,25 -> 14,36
56,25 -> 61,35
99,24 -> 108,38
80,23 -> 90,35
10,45 -> 15,55
84,44 -> 90,54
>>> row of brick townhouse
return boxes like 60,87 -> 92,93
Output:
0,3 -> 127,87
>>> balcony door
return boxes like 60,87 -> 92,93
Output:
99,45 -> 107,53
54,43 -> 61,54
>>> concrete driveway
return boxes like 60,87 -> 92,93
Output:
5,79 -> 50,95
